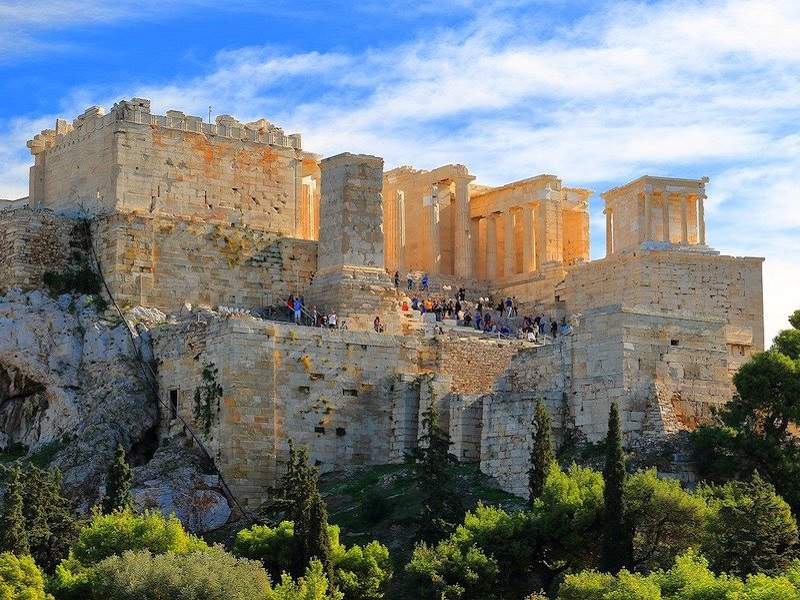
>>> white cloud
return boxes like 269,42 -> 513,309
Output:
3,0 -> 799,339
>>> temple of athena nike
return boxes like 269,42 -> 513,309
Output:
0,99 -> 764,503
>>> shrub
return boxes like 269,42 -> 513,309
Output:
0,552 -> 52,600
235,521 -> 392,599
87,547 -> 272,600
70,509 -> 209,566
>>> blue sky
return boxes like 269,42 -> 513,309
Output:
0,0 -> 797,340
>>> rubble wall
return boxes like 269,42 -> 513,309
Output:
0,208 -> 78,292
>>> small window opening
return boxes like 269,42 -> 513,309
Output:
169,389 -> 178,420
670,339 -> 679,346
343,389 -> 358,397
298,385 -> 310,394
336,427 -> 346,437
314,426 -> 325,434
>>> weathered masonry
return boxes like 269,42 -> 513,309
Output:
0,97 -> 766,502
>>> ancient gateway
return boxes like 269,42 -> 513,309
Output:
1,99 -> 764,504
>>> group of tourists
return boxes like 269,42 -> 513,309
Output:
285,295 -> 338,329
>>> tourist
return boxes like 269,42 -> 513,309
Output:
463,311 -> 472,326
411,296 -> 419,311
394,271 -> 399,288
407,273 -> 414,291
458,287 -> 466,301
512,296 -> 518,316
328,312 -> 337,328
401,299 -> 409,311
421,273 -> 429,291
477,298 -> 483,314
550,320 -> 558,338
474,312 -> 482,330
374,316 -> 384,333
293,297 -> 302,324
505,297 -> 513,318
286,294 -> 294,320
311,305 -> 318,326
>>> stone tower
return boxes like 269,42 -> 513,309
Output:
306,153 -> 397,331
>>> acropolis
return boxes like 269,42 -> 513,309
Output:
0,98 -> 764,503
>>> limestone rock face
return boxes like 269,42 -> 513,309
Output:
0,289 -> 231,531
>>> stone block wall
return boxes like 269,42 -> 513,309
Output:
0,208 -> 79,292
154,317 -> 423,505
93,213 -> 317,312
564,248 -> 764,349
28,99 -> 304,234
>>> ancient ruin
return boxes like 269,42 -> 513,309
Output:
1,99 -> 764,503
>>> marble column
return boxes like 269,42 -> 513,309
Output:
643,190 -> 652,241
396,190 -> 406,270
470,218 -> 480,279
697,194 -> 706,245
427,185 -> 441,273
522,203 -> 536,272
605,208 -> 613,256
486,213 -> 498,280
680,193 -> 689,245
661,191 -> 670,243
503,209 -> 515,278
453,176 -> 474,279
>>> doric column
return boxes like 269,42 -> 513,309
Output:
522,203 -> 536,272
643,189 -> 652,241
396,190 -> 406,270
661,190 -> 670,243
470,218 -> 480,279
697,194 -> 706,245
605,208 -> 613,256
427,185 -> 441,273
680,193 -> 689,244
453,176 -> 475,279
503,210 -> 515,278
486,213 -> 498,280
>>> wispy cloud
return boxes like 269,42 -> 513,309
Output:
1,0 -> 798,337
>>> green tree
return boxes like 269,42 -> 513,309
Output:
235,522 -> 392,600
528,400 -> 554,503
415,402 -> 462,541
0,466 -> 29,556
601,402 -> 632,573
699,472 -> 799,577
102,443 -> 132,514
19,466 -> 78,573
274,442 -> 333,579
624,470 -> 708,572
50,508 -> 210,599
790,309 -> 800,331
0,552 -> 52,600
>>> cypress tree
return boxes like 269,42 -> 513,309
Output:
0,466 -> 29,555
102,443 -> 132,514
601,402 -> 632,573
528,400 -> 554,503
279,441 -> 333,579
416,402 -> 462,541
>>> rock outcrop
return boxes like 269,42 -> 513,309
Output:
0,289 -> 230,530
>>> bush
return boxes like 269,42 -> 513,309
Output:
70,509 -> 209,566
235,521 -> 392,599
50,509 -> 209,598
87,547 -> 272,600
0,552 -> 52,600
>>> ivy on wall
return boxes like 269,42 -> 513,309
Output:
193,363 -> 223,436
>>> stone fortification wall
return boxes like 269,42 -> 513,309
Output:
0,208 -> 80,292
563,248 -> 764,350
480,305 -> 734,496
93,213 -> 316,312
28,99 -> 304,234
154,317 -> 423,505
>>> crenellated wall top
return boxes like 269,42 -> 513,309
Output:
26,97 -> 302,156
